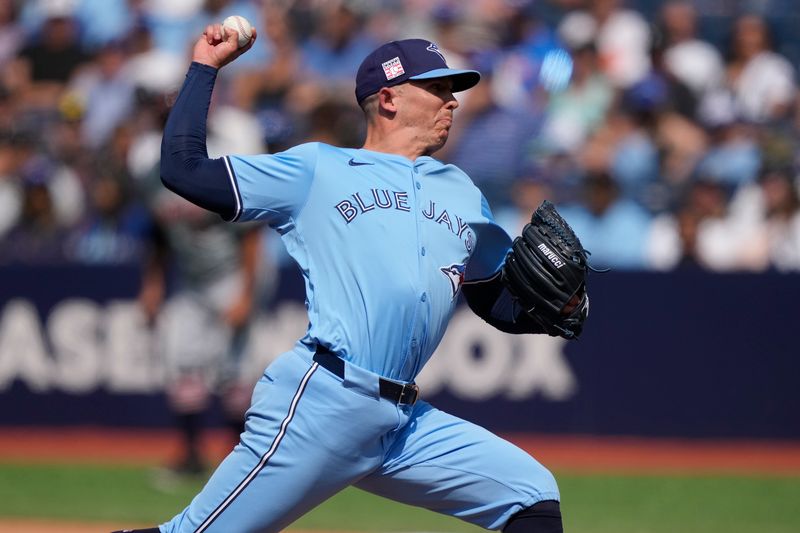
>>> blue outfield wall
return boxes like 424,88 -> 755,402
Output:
0,265 -> 798,439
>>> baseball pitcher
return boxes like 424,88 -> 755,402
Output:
114,22 -> 591,533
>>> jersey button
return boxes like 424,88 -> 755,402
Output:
413,167 -> 419,174
421,293 -> 427,302
421,247 -> 426,256
415,182 -> 421,189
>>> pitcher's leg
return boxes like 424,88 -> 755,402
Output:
160,352 -> 395,533
356,401 -> 560,531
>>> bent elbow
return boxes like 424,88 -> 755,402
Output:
159,170 -> 178,196
159,155 -> 182,195
156,151 -> 237,220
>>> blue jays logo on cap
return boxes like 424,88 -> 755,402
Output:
426,42 -> 445,61
355,39 -> 481,104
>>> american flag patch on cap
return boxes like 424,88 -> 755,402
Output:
382,57 -> 405,80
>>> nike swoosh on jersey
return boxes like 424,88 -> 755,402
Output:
348,158 -> 374,166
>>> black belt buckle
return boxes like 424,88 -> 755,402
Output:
316,345 -> 420,405
378,377 -> 420,405
398,382 -> 420,405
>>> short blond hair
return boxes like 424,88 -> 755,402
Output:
359,93 -> 379,122
359,84 -> 407,122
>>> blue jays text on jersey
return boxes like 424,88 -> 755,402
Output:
224,141 -> 511,381
334,191 -> 474,251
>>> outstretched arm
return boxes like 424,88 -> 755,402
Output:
462,273 -> 547,334
461,197 -> 546,334
160,23 -> 257,220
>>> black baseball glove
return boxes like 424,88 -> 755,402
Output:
502,200 -> 594,339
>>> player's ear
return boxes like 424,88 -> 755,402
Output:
377,86 -> 399,115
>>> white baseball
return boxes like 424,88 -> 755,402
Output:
222,15 -> 253,48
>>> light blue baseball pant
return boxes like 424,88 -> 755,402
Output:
160,348 -> 559,532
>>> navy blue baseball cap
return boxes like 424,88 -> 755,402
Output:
355,39 -> 481,104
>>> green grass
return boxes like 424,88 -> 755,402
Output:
1,463 -> 799,532
560,473 -> 800,533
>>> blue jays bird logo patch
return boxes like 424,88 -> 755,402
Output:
440,263 -> 466,300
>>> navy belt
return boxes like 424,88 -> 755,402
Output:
313,346 -> 419,406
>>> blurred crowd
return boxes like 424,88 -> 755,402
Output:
0,0 -> 799,272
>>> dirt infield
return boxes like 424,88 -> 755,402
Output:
2,427 -> 799,475
0,519 -> 142,533
509,432 -> 800,475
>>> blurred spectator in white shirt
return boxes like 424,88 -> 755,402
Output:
648,179 -> 769,271
658,1 -> 725,100
558,0 -> 651,88
733,165 -> 800,272
647,203 -> 705,271
124,23 -> 188,97
725,14 -> 796,123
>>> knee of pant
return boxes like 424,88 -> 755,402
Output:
539,465 -> 559,496
503,500 -> 562,533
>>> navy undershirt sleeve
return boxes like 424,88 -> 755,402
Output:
462,274 -> 545,334
160,62 -> 238,221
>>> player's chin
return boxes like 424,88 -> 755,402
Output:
425,126 -> 450,152
428,135 -> 448,153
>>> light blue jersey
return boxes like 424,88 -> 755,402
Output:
227,143 -> 512,381
156,47 -> 561,533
